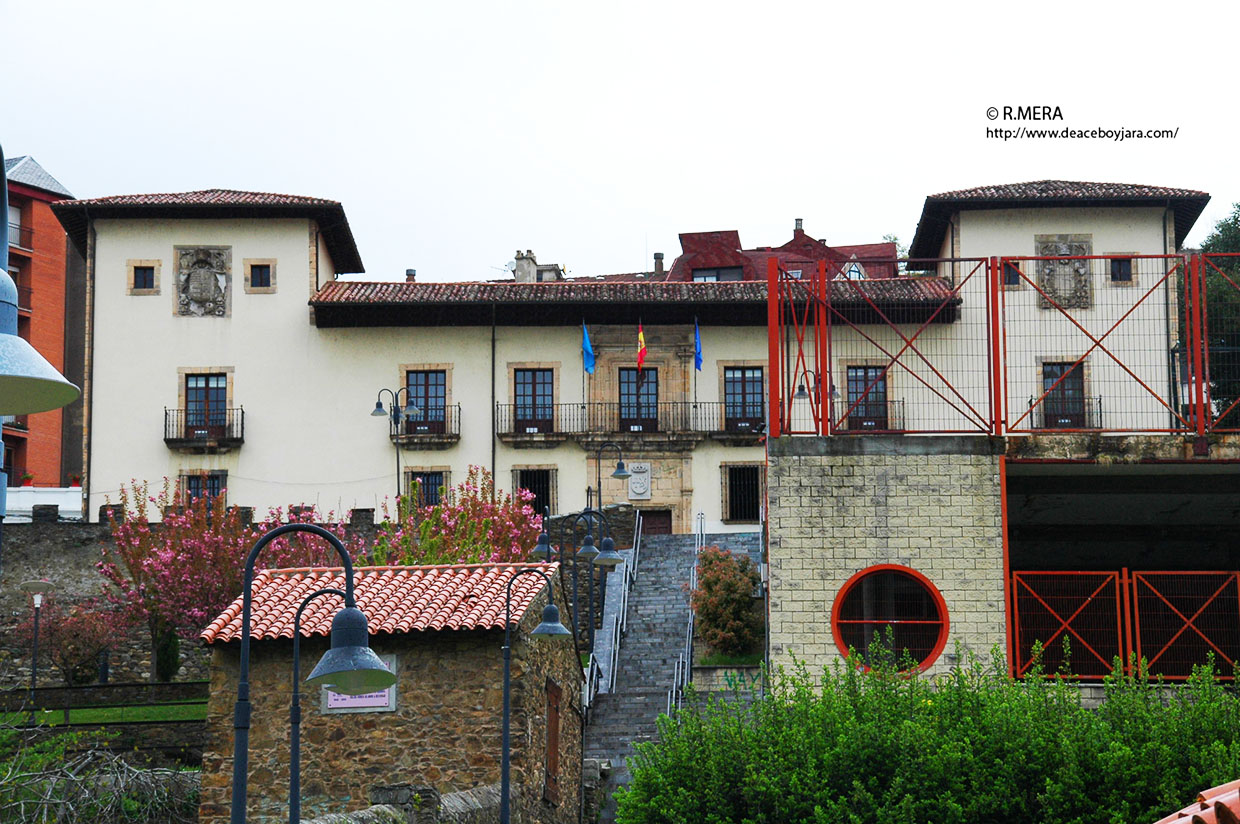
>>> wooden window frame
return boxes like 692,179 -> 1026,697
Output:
543,677 -> 562,804
127,259 -> 162,296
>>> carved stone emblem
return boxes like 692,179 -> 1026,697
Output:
1034,234 -> 1092,310
175,247 -> 231,317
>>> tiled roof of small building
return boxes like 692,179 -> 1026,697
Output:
909,179 -> 1210,261
52,188 -> 364,273
200,563 -> 561,644
1151,778 -> 1240,824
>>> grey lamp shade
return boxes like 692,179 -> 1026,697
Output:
593,536 -> 623,568
611,460 -> 631,480
305,606 -> 397,695
531,603 -> 572,638
532,530 -> 552,561
371,400 -> 387,416
576,534 -> 599,562
0,336 -> 80,415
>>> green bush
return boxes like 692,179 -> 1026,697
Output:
691,546 -> 762,657
616,648 -> 1240,824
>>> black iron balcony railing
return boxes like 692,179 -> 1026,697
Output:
496,401 -> 767,437
389,404 -> 461,440
1030,396 -> 1103,430
8,223 -> 33,250
837,399 -> 906,433
164,407 -> 245,450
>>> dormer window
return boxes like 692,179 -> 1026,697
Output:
692,267 -> 743,282
844,262 -> 865,281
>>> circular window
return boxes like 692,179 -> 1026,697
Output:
831,565 -> 949,671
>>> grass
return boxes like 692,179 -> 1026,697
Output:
696,651 -> 764,667
4,701 -> 208,727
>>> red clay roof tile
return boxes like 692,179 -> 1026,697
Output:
60,188 -> 342,208
200,563 -> 561,644
1152,779 -> 1240,824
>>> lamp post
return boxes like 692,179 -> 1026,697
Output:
230,524 -> 396,824
500,567 -> 571,824
19,580 -> 52,724
591,441 -> 631,512
369,387 -> 422,499
289,586 -> 347,824
0,146 -> 80,575
540,509 -> 623,652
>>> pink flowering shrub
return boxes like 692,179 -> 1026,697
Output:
369,465 -> 541,565
98,479 -> 365,680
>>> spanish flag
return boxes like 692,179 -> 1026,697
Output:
637,323 -> 647,371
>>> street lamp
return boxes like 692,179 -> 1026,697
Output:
289,586 -> 347,824
500,567 -> 571,824
591,441 -> 631,511
369,386 -> 422,499
230,524 -> 395,824
0,147 -> 80,575
19,580 -> 52,724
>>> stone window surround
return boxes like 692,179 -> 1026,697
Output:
126,258 -> 162,296
720,460 -> 764,525
400,363 -> 453,411
1106,252 -> 1139,288
177,469 -> 228,508
176,366 -> 235,409
403,466 -> 452,502
829,564 -> 950,672
506,361 -> 561,406
243,258 -> 278,294
1036,356 -> 1092,424
510,464 -> 557,515
1001,259 -> 1026,291
836,359 -> 894,414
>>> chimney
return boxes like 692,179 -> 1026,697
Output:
405,268 -> 417,282
513,250 -> 539,283
795,218 -> 803,232
654,252 -> 664,275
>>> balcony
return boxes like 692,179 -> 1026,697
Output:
164,407 -> 245,453
1029,397 -> 1103,431
390,404 -> 460,450
495,401 -> 766,449
15,283 -> 31,313
7,222 -> 32,251
837,399 -> 906,434
2,414 -> 29,432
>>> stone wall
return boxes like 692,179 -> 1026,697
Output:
767,435 -> 1005,677
198,584 -> 584,824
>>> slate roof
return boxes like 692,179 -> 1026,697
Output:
4,156 -> 73,198
51,188 -> 364,273
200,563 -> 560,644
908,179 -> 1210,260
1151,778 -> 1240,824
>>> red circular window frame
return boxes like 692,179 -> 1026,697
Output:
830,564 -> 950,672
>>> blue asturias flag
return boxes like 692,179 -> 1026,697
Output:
582,321 -> 596,374
694,319 -> 703,371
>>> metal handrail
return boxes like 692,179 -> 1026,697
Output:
582,653 -> 602,720
607,509 -> 643,692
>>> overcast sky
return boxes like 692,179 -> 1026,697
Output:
6,1 -> 1237,282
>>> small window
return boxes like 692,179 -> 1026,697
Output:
691,266 -> 743,282
844,262 -> 864,281
515,468 -> 555,517
243,259 -> 277,293
1003,261 -> 1022,287
1110,257 -> 1133,283
544,678 -> 562,804
406,470 -> 447,506
787,269 -> 802,280
181,470 -> 227,507
249,264 -> 271,288
127,259 -> 161,295
832,566 -> 948,670
725,465 -> 762,522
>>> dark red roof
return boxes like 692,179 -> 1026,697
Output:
909,179 -> 1210,260
52,189 -> 364,273
310,276 -> 960,328
666,228 -> 899,282
201,563 -> 561,643
1151,778 -> 1240,824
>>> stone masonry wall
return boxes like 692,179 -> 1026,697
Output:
767,436 -> 1005,677
198,584 -> 583,824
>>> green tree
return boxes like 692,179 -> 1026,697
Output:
1199,204 -> 1240,425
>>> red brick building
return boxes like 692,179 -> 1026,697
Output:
4,156 -> 84,488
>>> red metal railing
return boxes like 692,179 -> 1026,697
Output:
767,253 -> 1240,437
1011,569 -> 1239,680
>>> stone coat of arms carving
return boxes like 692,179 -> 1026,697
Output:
1034,234 -> 1092,310
175,247 -> 231,317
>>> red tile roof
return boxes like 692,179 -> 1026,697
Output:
666,228 -> 900,282
1152,778 -> 1240,824
909,179 -> 1210,260
58,188 -> 342,208
52,189 -> 364,273
200,563 -> 561,644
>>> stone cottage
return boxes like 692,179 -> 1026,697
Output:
197,562 -> 582,824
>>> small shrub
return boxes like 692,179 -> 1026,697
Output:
690,546 -> 761,657
16,598 -> 124,687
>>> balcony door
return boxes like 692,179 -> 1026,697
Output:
185,374 -> 227,438
515,369 -> 554,433
1042,362 -> 1085,428
724,366 -> 764,432
619,368 -> 658,432
405,370 -> 447,434
845,366 -> 888,431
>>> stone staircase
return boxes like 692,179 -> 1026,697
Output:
585,530 -> 762,821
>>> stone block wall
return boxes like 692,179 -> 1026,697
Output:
198,585 -> 583,824
767,436 -> 1005,676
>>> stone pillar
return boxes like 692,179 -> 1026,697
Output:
31,504 -> 58,523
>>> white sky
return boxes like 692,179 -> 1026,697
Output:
5,1 -> 1238,282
